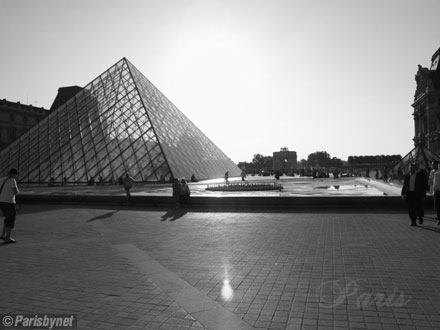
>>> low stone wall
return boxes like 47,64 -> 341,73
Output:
17,193 -> 418,212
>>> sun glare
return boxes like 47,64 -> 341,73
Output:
221,279 -> 234,301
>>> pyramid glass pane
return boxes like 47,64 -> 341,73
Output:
0,58 -> 240,184
127,61 -> 240,180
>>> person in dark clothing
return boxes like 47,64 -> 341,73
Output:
401,163 -> 428,226
180,178 -> 190,206
224,171 -> 229,183
172,178 -> 182,208
0,168 -> 20,244
123,173 -> 134,203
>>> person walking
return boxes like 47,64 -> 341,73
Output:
123,173 -> 134,203
224,171 -> 229,183
180,178 -> 190,206
0,168 -> 20,244
401,163 -> 428,226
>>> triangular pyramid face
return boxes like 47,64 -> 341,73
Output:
0,58 -> 241,183
127,60 -> 241,180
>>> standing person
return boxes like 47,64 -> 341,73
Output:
241,169 -> 246,181
432,166 -> 440,225
123,173 -> 134,203
180,178 -> 190,206
428,161 -> 438,195
428,161 -> 439,217
0,168 -> 20,244
401,163 -> 428,226
224,171 -> 229,183
172,178 -> 182,208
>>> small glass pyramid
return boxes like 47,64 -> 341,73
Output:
0,58 -> 241,183
393,145 -> 440,174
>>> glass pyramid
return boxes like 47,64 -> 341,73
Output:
0,58 -> 241,184
392,146 -> 440,174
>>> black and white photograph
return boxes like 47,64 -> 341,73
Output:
1,0 -> 440,329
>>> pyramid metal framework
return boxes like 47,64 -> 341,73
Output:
392,145 -> 440,174
0,58 -> 241,183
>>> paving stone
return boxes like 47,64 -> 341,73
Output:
2,204 -> 440,329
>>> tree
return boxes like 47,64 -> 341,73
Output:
252,154 -> 265,166
347,154 -> 402,166
298,159 -> 307,169
306,151 -> 343,169
252,154 -> 273,172
307,151 -> 332,168
330,157 -> 343,168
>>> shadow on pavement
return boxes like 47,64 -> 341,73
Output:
87,210 -> 120,222
15,201 -> 411,215
160,208 -> 188,221
418,224 -> 440,233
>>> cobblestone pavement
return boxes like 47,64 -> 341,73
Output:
1,204 -> 440,330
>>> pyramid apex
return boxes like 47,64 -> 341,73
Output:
0,57 -> 240,183
119,57 -> 133,67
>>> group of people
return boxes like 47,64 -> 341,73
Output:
6,162 -> 440,243
224,170 -> 246,183
401,161 -> 440,226
172,178 -> 190,208
123,174 -> 191,207
0,170 -> 192,244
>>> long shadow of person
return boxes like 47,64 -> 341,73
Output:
416,224 -> 440,233
160,208 -> 187,221
87,210 -> 119,223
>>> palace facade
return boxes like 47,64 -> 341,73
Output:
412,47 -> 440,154
0,99 -> 48,151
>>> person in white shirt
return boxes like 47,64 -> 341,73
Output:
428,161 -> 439,195
0,168 -> 20,243
432,167 -> 440,225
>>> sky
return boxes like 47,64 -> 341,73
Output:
1,0 -> 439,163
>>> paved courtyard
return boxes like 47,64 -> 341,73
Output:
1,204 -> 440,330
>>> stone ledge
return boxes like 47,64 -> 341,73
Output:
16,194 -> 419,212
